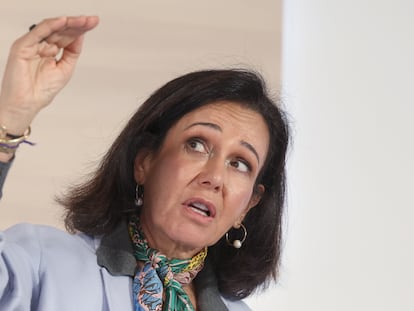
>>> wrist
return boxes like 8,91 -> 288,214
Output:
0,105 -> 35,135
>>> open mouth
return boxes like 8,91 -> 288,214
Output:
189,202 -> 211,217
184,199 -> 215,218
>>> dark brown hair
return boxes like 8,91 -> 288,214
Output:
60,69 -> 290,299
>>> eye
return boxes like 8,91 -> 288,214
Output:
186,138 -> 208,154
229,159 -> 251,173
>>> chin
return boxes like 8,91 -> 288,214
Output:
166,227 -> 214,252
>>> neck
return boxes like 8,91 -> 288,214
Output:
140,219 -> 202,259
141,222 -> 202,259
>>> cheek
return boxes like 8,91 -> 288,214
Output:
226,187 -> 254,214
145,152 -> 196,197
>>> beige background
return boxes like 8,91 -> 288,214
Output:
0,0 -> 281,226
0,1 -> 281,309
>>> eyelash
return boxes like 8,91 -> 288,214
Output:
186,137 -> 208,154
229,158 -> 252,173
185,137 -> 252,173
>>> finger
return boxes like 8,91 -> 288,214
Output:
36,15 -> 98,44
65,34 -> 85,55
42,16 -> 99,62
67,15 -> 99,32
37,42 -> 60,58
44,16 -> 99,50
58,35 -> 85,65
17,16 -> 68,47
15,16 -> 99,49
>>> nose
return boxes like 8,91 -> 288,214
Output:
197,157 -> 225,192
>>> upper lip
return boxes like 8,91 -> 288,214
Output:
182,197 -> 217,218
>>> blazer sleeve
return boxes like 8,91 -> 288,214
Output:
221,297 -> 253,311
0,159 -> 13,200
0,224 -> 42,310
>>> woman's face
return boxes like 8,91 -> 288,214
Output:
134,101 -> 269,258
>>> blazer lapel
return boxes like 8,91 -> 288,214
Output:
100,268 -> 133,310
195,259 -> 229,311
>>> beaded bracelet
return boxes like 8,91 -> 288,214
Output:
0,125 -> 34,154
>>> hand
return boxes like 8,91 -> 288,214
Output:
0,16 -> 99,135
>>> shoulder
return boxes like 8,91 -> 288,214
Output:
1,223 -> 101,286
221,297 -> 252,311
0,224 -> 109,310
1,223 -> 97,259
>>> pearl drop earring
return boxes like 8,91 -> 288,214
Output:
225,223 -> 247,249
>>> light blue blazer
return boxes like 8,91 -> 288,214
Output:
0,223 -> 251,310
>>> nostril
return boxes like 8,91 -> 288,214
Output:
197,168 -> 224,190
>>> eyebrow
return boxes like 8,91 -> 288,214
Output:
184,122 -> 260,163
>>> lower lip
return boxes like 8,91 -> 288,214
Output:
183,205 -> 214,224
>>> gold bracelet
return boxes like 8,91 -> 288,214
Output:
0,125 -> 31,144
0,125 -> 32,154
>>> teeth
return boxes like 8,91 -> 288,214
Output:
190,207 -> 208,217
189,202 -> 210,217
191,202 -> 208,211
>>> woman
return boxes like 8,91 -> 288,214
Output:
0,16 -> 289,311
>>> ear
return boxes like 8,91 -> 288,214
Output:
133,149 -> 153,184
233,184 -> 265,228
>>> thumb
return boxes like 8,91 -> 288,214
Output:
58,35 -> 85,67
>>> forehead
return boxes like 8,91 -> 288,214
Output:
181,102 -> 263,126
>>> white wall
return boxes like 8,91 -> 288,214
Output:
246,1 -> 414,310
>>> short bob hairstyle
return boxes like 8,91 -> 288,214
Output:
61,69 -> 290,299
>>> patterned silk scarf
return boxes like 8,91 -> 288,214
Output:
128,214 -> 207,311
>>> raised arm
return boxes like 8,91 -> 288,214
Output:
0,16 -> 99,163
